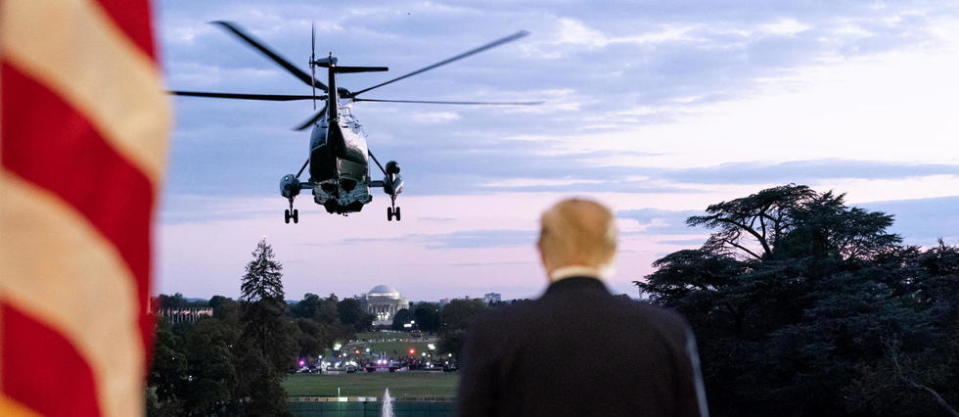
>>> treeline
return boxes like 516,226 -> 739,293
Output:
637,185 -> 959,417
390,298 -> 497,356
147,240 -> 507,417
148,240 -> 373,417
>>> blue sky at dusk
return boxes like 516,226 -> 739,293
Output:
156,0 -> 959,301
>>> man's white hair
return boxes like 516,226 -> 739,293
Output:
538,198 -> 617,269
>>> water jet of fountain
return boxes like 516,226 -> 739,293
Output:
381,388 -> 394,417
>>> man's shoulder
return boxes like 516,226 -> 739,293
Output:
465,298 -> 549,338
620,297 -> 687,323
469,291 -> 690,340
614,298 -> 691,342
472,299 -> 537,325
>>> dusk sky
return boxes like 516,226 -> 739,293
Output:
156,0 -> 959,302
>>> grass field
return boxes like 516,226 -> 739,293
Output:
284,372 -> 459,398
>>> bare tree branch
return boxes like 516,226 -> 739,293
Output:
885,339 -> 959,417
721,238 -> 763,260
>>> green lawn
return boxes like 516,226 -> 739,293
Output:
284,372 -> 459,398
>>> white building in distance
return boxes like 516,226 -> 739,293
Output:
359,284 -> 410,326
484,292 -> 502,304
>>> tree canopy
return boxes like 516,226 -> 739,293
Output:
638,184 -> 959,417
148,239 -> 367,417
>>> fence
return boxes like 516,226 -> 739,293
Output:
289,400 -> 454,417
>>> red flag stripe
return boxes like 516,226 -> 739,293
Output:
1,303 -> 102,417
1,64 -> 155,357
1,0 -> 170,182
91,0 -> 156,59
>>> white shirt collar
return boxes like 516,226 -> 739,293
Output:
549,265 -> 607,282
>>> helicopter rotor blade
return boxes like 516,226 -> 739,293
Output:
169,91 -> 326,101
352,98 -> 542,105
311,22 -> 317,109
212,20 -> 329,92
293,102 -> 328,131
349,30 -> 530,97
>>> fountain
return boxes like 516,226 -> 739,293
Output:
381,388 -> 394,417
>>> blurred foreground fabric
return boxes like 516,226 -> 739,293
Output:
1,0 -> 169,416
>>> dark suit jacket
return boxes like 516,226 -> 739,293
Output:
456,277 -> 708,417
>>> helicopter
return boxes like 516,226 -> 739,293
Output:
170,21 -> 540,223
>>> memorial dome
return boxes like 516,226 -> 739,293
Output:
368,284 -> 400,298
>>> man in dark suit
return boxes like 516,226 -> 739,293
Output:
456,198 -> 708,417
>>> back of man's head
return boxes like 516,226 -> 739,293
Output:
537,198 -> 617,275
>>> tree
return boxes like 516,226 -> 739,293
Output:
181,318 -> 238,416
392,308 -> 412,330
290,293 -> 320,319
439,299 -> 488,357
413,302 -> 442,333
687,184 -> 816,260
292,318 -> 338,360
148,319 -> 186,416
234,345 -> 288,417
240,240 -> 285,302
775,191 -> 900,260
337,298 -> 372,332
236,239 -> 295,416
315,293 -> 340,324
637,185 -> 959,417
209,295 -> 240,323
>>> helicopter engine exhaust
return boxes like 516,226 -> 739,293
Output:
279,174 -> 301,199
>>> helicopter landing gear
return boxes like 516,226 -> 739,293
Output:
285,198 -> 299,224
387,206 -> 402,221
387,195 -> 401,221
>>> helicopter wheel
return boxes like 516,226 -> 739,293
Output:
292,209 -> 299,224
395,207 -> 401,221
387,207 -> 394,221
284,209 -> 291,224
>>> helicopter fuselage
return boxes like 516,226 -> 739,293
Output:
278,92 -> 404,221
307,101 -> 372,214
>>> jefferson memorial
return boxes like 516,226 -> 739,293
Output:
359,285 -> 410,326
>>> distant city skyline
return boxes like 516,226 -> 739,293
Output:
156,0 -> 959,301
165,288 -> 513,305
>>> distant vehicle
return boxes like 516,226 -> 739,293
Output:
365,359 -> 400,373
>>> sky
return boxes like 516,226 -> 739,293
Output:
155,0 -> 959,302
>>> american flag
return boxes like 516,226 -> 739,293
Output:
1,0 -> 169,416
